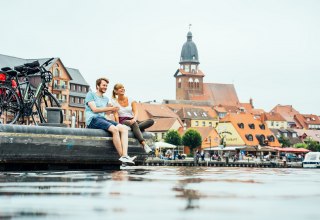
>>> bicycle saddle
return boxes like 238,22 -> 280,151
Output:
4,70 -> 18,77
14,65 -> 25,73
1,67 -> 12,72
24,60 -> 40,68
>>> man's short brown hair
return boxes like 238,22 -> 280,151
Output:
96,77 -> 109,88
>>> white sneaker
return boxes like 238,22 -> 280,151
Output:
143,144 -> 152,154
128,155 -> 137,161
119,156 -> 135,164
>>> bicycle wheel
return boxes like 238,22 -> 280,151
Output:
0,84 -> 21,124
36,91 -> 62,123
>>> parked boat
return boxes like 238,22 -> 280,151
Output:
0,124 -> 154,170
302,152 -> 320,168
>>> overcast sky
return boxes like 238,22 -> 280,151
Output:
1,0 -> 319,115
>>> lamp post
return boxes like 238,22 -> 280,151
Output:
208,136 -> 212,161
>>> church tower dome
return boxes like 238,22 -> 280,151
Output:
174,30 -> 204,100
179,31 -> 200,65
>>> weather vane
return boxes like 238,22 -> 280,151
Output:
189,24 -> 192,31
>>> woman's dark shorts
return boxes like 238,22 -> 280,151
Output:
87,117 -> 118,130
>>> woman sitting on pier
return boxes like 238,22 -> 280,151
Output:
112,83 -> 154,154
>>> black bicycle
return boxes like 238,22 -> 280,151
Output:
0,58 -> 61,125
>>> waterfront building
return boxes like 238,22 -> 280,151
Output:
217,112 -> 281,147
294,114 -> 320,130
166,103 -> 219,129
0,54 -> 89,127
270,128 -> 303,147
294,129 -> 320,144
271,104 -> 300,128
135,103 -> 183,141
261,112 -> 288,129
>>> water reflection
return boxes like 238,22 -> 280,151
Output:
0,167 -> 319,220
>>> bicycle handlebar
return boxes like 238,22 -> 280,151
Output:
43,58 -> 54,67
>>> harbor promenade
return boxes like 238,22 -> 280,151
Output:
144,157 -> 303,168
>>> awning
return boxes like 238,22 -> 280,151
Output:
241,146 -> 277,152
273,147 -> 310,153
203,146 -> 246,151
154,142 -> 177,149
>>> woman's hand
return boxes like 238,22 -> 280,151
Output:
111,106 -> 119,112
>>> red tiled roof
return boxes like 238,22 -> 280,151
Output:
271,104 -> 299,123
146,118 -> 182,132
294,114 -> 320,129
189,83 -> 239,107
136,103 -> 180,121
239,103 -> 253,111
248,109 -> 265,116
262,112 -> 286,122
166,104 -> 218,119
294,129 -> 320,142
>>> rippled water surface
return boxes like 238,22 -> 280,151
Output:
0,167 -> 319,220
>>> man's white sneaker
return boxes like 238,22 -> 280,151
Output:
143,144 -> 152,154
119,156 -> 135,164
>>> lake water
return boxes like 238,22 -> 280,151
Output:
0,167 -> 319,220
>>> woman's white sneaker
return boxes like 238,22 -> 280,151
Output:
119,156 -> 135,164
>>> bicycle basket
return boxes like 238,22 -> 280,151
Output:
41,71 -> 53,83
28,75 -> 41,88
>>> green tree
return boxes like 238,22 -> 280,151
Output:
182,129 -> 202,154
278,134 -> 291,147
295,143 -> 308,149
305,138 -> 320,152
164,130 -> 182,146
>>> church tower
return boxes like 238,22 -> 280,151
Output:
174,31 -> 204,100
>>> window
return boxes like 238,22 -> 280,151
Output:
185,65 -> 190,72
267,135 -> 275,142
195,79 -> 199,89
195,121 -> 199,126
72,84 -> 76,91
259,124 -> 266,130
187,112 -> 191,116
53,68 -> 60,77
292,133 -> 297,138
238,123 -> 244,129
178,78 -> 181,88
188,78 -> 193,88
202,112 -> 207,117
209,122 -> 212,127
249,123 -> 255,129
70,96 -> 75,103
193,112 -> 198,117
246,134 -> 253,141
78,85 -> 82,92
79,111 -> 83,121
202,121 -> 205,126
283,133 -> 288,137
